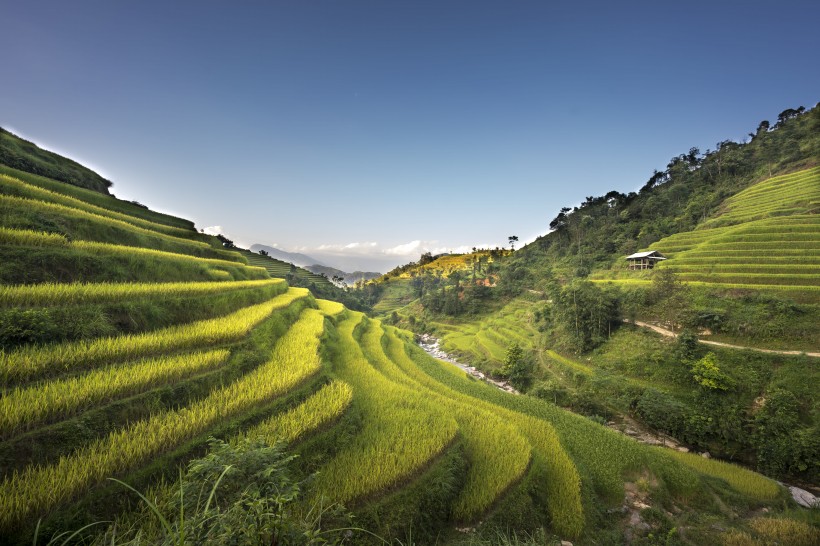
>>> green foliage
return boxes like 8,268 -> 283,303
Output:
753,389 -> 819,478
690,352 -> 733,391
501,343 -> 534,392
548,280 -> 621,353
90,438 -> 355,545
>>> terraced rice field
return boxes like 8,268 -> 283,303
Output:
433,297 -> 541,368
608,168 -> 820,300
0,167 -> 792,543
239,249 -> 333,287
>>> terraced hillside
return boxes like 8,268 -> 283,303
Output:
590,167 -> 820,302
651,167 -> 820,298
0,160 -> 810,545
238,248 -> 333,288
432,297 -> 541,370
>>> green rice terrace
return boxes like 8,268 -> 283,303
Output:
592,166 -> 820,302
1,135 -> 817,545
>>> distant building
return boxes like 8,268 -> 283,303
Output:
625,250 -> 667,270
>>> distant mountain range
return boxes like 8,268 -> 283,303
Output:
304,264 -> 381,285
250,244 -> 380,285
250,244 -> 326,268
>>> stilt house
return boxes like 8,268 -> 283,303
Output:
625,250 -> 667,270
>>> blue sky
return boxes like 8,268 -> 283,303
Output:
2,1 -> 818,271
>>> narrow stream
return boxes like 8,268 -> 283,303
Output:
416,333 -> 518,394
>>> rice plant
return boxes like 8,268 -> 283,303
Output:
665,450 -> 781,500
0,307 -> 326,528
0,287 -> 309,384
0,174 -> 196,239
0,227 -> 68,247
382,326 -> 583,536
0,278 -> 285,307
242,380 -> 353,444
310,313 -> 459,506
0,349 -> 230,436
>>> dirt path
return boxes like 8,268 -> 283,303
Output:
625,320 -> 820,358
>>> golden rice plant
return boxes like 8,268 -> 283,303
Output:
72,240 -> 268,277
0,307 -> 325,528
0,349 -> 230,437
0,287 -> 309,384
367,322 -> 531,522
242,380 -> 353,444
0,194 -> 219,253
748,517 -> 820,546
665,448 -> 780,500
383,326 -> 583,535
0,278 -> 284,307
316,299 -> 345,317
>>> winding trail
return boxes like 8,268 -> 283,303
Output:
625,320 -> 820,358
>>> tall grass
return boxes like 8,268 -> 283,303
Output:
0,287 -> 309,384
0,307 -> 326,528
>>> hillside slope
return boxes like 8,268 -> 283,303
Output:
0,139 -> 812,545
371,105 -> 819,497
0,128 -> 113,195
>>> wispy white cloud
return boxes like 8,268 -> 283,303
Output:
384,240 -> 424,256
202,225 -> 223,235
315,241 -> 378,254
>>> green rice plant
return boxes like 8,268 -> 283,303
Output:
0,174 -> 197,239
0,307 -> 326,528
0,278 -> 285,307
0,349 -> 230,437
0,240 -> 269,285
242,380 -> 353,444
310,313 -> 459,506
381,327 -> 583,536
0,194 -> 241,262
0,227 -> 68,247
702,167 -> 820,228
0,287 -> 309,384
664,450 -> 780,500
664,264 -> 818,275
363,323 -> 531,523
396,332 -> 697,508
672,272 -> 820,286
0,164 -> 193,230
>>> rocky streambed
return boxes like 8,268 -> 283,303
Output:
416,333 -> 518,394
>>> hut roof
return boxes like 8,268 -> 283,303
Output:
625,250 -> 667,260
